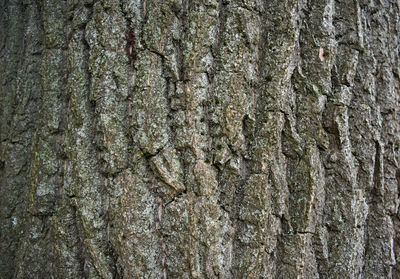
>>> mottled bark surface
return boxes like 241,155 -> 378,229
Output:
1,0 -> 400,278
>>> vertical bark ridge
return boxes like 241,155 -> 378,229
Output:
277,0 -> 333,277
0,1 -> 44,277
14,0 -> 70,277
319,0 -> 367,277
359,1 -> 400,277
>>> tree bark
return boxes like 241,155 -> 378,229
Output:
1,0 -> 399,278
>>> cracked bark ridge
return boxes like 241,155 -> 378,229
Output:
1,0 -> 399,278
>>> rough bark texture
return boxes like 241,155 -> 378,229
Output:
1,0 -> 400,278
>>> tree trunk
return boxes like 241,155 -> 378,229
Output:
1,0 -> 399,278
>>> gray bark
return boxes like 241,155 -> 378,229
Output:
1,0 -> 399,278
